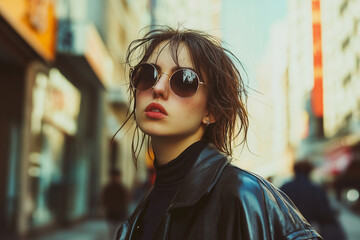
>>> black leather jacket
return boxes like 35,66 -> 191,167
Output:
116,144 -> 322,240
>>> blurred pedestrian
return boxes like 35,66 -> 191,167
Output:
102,169 -> 129,240
281,160 -> 347,240
128,171 -> 153,215
114,26 -> 322,240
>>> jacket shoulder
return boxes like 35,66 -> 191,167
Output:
213,164 -> 322,240
216,164 -> 300,215
216,164 -> 276,201
219,165 -> 265,192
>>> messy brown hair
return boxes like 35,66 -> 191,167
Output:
117,26 -> 249,167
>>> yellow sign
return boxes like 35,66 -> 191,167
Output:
0,0 -> 57,61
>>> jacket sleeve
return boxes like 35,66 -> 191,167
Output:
219,166 -> 322,240
115,221 -> 129,240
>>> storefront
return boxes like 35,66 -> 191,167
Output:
22,66 -> 83,232
0,0 -> 111,238
0,0 -> 57,237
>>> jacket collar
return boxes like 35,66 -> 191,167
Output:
169,144 -> 230,209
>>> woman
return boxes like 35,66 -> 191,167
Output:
115,26 -> 322,240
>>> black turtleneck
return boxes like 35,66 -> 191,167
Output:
140,140 -> 207,240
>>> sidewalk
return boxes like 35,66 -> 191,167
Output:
29,220 -> 109,240
337,204 -> 360,240
25,205 -> 360,240
329,194 -> 360,240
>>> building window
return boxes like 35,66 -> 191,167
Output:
345,113 -> 352,127
342,36 -> 350,51
343,73 -> 351,87
339,0 -> 348,15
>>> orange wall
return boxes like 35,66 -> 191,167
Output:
311,0 -> 323,117
0,0 -> 57,61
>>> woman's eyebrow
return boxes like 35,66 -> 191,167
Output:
152,63 -> 182,73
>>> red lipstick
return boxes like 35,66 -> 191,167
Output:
145,102 -> 168,119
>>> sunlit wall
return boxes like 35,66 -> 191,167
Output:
152,0 -> 221,36
322,0 -> 360,139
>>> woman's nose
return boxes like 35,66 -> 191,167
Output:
152,73 -> 170,99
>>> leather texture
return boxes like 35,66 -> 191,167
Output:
115,144 -> 322,240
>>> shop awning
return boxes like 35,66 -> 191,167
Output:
56,20 -> 113,89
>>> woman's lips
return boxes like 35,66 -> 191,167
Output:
145,102 -> 168,119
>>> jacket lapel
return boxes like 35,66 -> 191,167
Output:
169,144 -> 230,209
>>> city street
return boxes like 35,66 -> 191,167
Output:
29,220 -> 108,240
26,205 -> 360,240
1,0 -> 359,239
338,205 -> 360,240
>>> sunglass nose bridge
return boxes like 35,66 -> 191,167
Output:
159,72 -> 170,78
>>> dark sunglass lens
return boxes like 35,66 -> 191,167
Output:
171,69 -> 198,97
132,64 -> 157,91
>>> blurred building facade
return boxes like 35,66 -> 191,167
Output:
322,0 -> 360,140
287,0 -> 315,147
319,0 -> 360,210
151,0 -> 221,36
287,0 -> 360,178
253,20 -> 294,178
254,0 -> 360,204
254,0 -> 360,184
0,0 -> 150,239
99,0 -> 150,188
251,0 -> 316,179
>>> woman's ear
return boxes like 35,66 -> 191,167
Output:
202,113 -> 216,126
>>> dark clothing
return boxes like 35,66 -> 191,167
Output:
281,174 -> 346,240
141,140 -> 207,240
116,144 -> 322,240
103,181 -> 129,221
280,174 -> 332,224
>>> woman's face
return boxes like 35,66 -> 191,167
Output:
135,41 -> 210,141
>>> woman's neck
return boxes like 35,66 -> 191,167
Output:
152,135 -> 204,165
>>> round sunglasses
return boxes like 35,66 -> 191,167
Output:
130,63 -> 205,98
